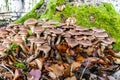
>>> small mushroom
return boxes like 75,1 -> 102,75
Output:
24,18 -> 38,34
76,26 -> 88,31
94,32 -> 108,38
14,37 -> 28,54
27,36 -> 36,54
34,38 -> 45,53
38,45 -> 51,58
56,5 -> 66,11
79,40 -> 92,47
44,29 -> 51,40
45,20 -> 59,25
80,30 -> 94,36
65,38 -> 78,48
18,30 -> 28,41
92,27 -> 105,32
66,16 -> 76,26
34,27 -> 44,39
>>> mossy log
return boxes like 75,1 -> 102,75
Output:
16,0 -> 120,51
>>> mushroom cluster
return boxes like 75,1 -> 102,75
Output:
0,18 -> 119,80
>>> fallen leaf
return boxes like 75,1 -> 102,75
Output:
27,69 -> 41,80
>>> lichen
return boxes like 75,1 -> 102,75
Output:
15,0 -> 44,23
16,0 -> 120,51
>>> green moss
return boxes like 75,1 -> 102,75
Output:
40,0 -> 65,20
14,62 -> 26,69
15,0 -> 44,23
16,0 -> 120,51
40,3 -> 120,51
10,43 -> 18,51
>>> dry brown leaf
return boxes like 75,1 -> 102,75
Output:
76,55 -> 85,63
71,61 -> 81,71
35,58 -> 43,70
56,43 -> 68,54
48,64 -> 64,77
13,69 -> 23,80
65,76 -> 76,80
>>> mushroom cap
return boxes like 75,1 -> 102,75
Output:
8,23 -> 20,27
101,38 -> 115,44
34,27 -> 44,33
24,18 -> 38,26
57,23 -> 66,27
19,26 -> 28,31
34,39 -> 45,44
80,30 -> 94,36
6,27 -> 13,32
3,39 -> 11,44
38,45 -> 51,53
45,20 -> 59,25
62,32 -> 71,38
0,29 -> 8,35
0,46 -> 6,51
94,32 -> 108,38
92,27 -> 105,32
14,34 -> 22,39
75,35 -> 86,41
79,40 -> 92,46
42,24 -> 54,28
44,29 -> 52,34
87,36 -> 96,41
18,30 -> 28,35
65,38 -> 78,48
27,36 -> 36,42
76,26 -> 88,31
50,28 -> 63,34
37,21 -> 45,26
14,38 -> 23,44
68,30 -> 80,35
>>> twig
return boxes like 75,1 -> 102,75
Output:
0,62 -> 14,76
80,61 -> 89,80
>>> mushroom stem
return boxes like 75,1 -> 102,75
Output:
44,34 -> 48,40
55,35 -> 61,45
29,42 -> 34,54
30,26 -> 35,34
21,35 -> 26,42
26,52 -> 39,63
36,33 -> 40,39
19,44 -> 28,54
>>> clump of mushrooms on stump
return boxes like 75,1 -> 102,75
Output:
0,17 -> 119,80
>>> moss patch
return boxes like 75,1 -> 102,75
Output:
15,0 -> 44,23
16,0 -> 120,51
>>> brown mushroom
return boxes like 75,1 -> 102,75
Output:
24,18 -> 38,34
38,45 -> 51,58
34,38 -> 45,53
27,36 -> 36,54
76,26 -> 88,31
18,30 -> 28,41
14,37 -> 28,54
79,40 -> 92,47
65,38 -> 78,48
92,27 -> 105,32
94,32 -> 108,38
34,27 -> 44,39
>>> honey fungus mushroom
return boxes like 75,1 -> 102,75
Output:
0,17 -> 118,80
24,18 -> 38,34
